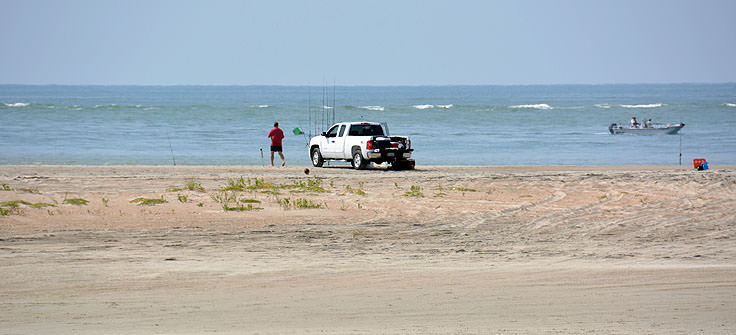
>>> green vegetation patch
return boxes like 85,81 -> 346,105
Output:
0,200 -> 57,216
402,185 -> 424,197
167,178 -> 206,192
282,178 -> 329,193
280,197 -> 323,210
223,203 -> 263,212
240,199 -> 262,204
30,202 -> 56,208
130,196 -> 167,206
221,177 -> 329,194
221,177 -> 275,192
1,200 -> 32,208
1,184 -> 13,191
63,198 -> 89,205
260,190 -> 281,195
345,185 -> 366,196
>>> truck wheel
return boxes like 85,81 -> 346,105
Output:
311,148 -> 324,167
351,151 -> 367,170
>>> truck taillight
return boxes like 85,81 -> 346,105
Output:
366,140 -> 374,150
408,139 -> 411,150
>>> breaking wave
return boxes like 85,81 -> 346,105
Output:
509,104 -> 552,110
413,104 -> 453,109
595,103 -> 664,109
724,103 -> 736,108
3,102 -> 30,107
620,103 -> 663,108
360,106 -> 384,111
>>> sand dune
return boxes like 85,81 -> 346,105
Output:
1,165 -> 735,334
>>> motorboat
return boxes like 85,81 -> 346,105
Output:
608,123 -> 685,135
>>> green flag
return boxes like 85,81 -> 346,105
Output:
292,127 -> 304,135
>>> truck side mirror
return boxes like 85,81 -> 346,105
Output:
322,132 -> 327,137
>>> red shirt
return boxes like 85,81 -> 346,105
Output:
268,127 -> 284,146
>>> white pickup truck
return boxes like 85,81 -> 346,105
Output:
309,122 -> 415,170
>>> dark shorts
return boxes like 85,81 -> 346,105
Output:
270,145 -> 282,152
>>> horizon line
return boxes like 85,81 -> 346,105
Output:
1,81 -> 734,87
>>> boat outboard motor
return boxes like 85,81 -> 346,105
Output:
608,123 -> 617,134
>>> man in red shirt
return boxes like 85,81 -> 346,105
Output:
267,122 -> 285,167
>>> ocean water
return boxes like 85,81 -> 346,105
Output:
1,84 -> 735,166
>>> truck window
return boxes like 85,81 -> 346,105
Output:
338,125 -> 346,137
348,124 -> 384,136
326,125 -> 339,137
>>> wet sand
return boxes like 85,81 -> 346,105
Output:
1,165 -> 735,334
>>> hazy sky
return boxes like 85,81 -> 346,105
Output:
1,0 -> 735,85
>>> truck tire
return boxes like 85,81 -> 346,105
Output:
351,150 -> 367,170
311,148 -> 324,167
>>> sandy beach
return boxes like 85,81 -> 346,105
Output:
1,164 -> 735,334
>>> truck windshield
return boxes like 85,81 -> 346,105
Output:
348,124 -> 384,136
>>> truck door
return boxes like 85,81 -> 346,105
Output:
333,125 -> 348,158
322,125 -> 342,158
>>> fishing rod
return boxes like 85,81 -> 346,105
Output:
167,133 -> 176,166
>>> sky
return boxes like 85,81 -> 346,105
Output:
1,0 -> 735,85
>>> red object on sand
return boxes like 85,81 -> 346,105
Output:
693,158 -> 707,169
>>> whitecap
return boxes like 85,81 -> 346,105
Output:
509,104 -> 552,110
360,106 -> 384,111
413,104 -> 434,109
595,104 -> 612,109
257,105 -> 269,108
620,103 -> 663,108
724,103 -> 736,108
4,102 -> 29,107
322,105 -> 333,110
436,104 -> 453,109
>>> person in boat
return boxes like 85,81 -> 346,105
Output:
630,116 -> 640,128
644,119 -> 652,128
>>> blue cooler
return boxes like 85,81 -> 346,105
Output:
702,162 -> 709,170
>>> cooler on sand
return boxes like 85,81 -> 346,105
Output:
693,158 -> 708,170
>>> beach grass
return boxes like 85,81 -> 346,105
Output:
221,177 -> 328,194
1,200 -> 58,215
130,196 -> 167,206
63,198 -> 89,206
402,185 -> 424,197
344,185 -> 366,196
280,197 -> 323,210
167,178 -> 206,192
223,203 -> 263,212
